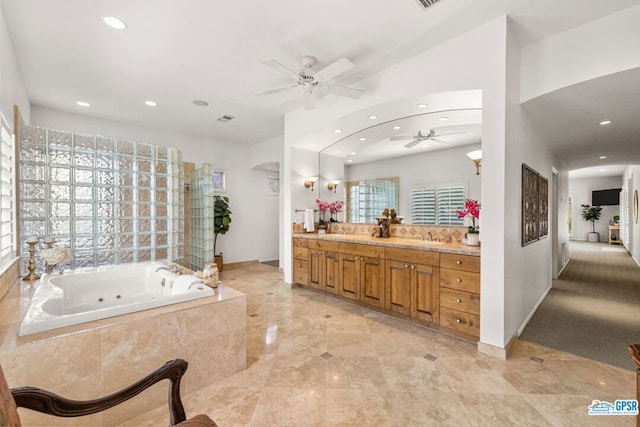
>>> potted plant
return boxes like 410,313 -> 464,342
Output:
213,195 -> 232,271
581,204 -> 602,242
456,199 -> 480,246
613,215 -> 620,224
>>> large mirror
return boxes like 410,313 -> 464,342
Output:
316,90 -> 483,225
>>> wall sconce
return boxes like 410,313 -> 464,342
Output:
304,177 -> 318,191
327,180 -> 341,193
466,150 -> 482,175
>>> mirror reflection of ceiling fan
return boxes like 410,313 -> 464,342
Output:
389,129 -> 466,148
254,55 -> 363,110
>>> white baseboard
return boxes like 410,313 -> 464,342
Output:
258,258 -> 279,263
557,258 -> 570,276
517,283 -> 552,337
633,254 -> 640,268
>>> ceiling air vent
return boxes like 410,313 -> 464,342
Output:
216,115 -> 235,123
417,0 -> 440,8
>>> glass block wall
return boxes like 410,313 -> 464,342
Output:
19,126 -> 184,272
189,163 -> 215,271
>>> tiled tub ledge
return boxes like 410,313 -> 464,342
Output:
0,277 -> 247,426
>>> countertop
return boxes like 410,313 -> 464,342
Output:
293,233 -> 481,256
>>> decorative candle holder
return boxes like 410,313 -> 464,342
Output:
44,236 -> 56,249
23,240 -> 40,281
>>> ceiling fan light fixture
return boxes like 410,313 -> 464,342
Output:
103,16 -> 127,30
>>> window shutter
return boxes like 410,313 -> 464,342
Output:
436,186 -> 465,225
0,123 -> 14,265
411,189 -> 436,224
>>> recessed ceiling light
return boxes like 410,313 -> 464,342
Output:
192,100 -> 209,107
438,117 -> 449,121
334,129 -> 342,134
347,159 -> 353,163
350,152 -> 357,155
103,16 -> 127,30
599,120 -> 611,125
393,126 -> 401,130
369,115 -> 378,120
600,168 -> 607,172
599,155 -> 607,159
417,103 -> 428,108
76,101 -> 90,107
144,100 -> 157,107
359,137 -> 367,141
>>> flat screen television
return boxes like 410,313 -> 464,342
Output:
592,188 -> 621,206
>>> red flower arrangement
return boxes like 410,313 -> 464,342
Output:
456,199 -> 480,233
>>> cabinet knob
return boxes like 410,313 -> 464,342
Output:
297,264 -> 301,267
456,318 -> 462,323
411,265 -> 415,269
456,298 -> 462,303
456,260 -> 462,265
404,264 -> 409,268
456,278 -> 462,283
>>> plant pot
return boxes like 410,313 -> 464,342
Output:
214,254 -> 224,272
587,232 -> 600,243
466,232 -> 480,246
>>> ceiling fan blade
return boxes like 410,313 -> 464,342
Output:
261,59 -> 299,77
313,57 -> 354,82
433,131 -> 466,137
327,84 -> 363,99
404,139 -> 422,149
430,138 -> 451,144
303,91 -> 315,110
389,135 -> 413,141
254,85 -> 298,96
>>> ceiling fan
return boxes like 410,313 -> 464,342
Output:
389,129 -> 466,148
254,55 -> 363,110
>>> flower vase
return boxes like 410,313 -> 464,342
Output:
44,263 -> 56,274
466,232 -> 480,246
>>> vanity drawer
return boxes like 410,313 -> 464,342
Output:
440,307 -> 480,337
293,238 -> 308,248
293,259 -> 309,285
339,242 -> 384,258
294,247 -> 309,261
439,268 -> 480,293
439,253 -> 480,273
308,239 -> 340,252
385,247 -> 439,266
439,288 -> 480,315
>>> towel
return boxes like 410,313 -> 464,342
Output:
303,209 -> 315,232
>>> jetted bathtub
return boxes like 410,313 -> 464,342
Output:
19,262 -> 214,336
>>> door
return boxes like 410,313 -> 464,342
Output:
411,264 -> 439,322
309,249 -> 322,289
324,251 -> 340,294
360,256 -> 383,307
385,260 -> 411,315
339,254 -> 360,301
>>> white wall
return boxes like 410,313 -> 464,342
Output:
569,176 -> 623,241
520,4 -> 640,102
344,143 -> 481,222
623,166 -> 640,265
283,18 -> 510,348
0,3 -> 30,124
30,106 -> 277,266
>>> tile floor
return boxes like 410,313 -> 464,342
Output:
120,264 -> 636,427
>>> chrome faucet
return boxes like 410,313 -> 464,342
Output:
155,265 -> 182,275
423,231 -> 433,241
187,280 -> 205,290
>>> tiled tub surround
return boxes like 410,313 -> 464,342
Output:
0,278 -> 246,426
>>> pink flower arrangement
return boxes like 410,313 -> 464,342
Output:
329,201 -> 343,214
456,199 -> 480,233
316,199 -> 344,223
316,199 -> 330,214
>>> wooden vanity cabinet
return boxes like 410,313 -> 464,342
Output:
439,253 -> 480,338
338,243 -> 385,307
385,248 -> 440,323
308,240 -> 340,293
292,238 -> 309,285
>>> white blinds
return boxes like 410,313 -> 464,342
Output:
0,120 -> 15,266
411,185 -> 465,226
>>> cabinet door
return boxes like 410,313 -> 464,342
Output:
339,254 -> 360,301
385,260 -> 411,315
411,264 -> 439,322
360,256 -> 384,307
309,249 -> 322,289
324,251 -> 340,294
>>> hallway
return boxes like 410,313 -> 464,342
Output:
520,241 -> 640,370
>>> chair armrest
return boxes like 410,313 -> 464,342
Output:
11,358 -> 188,426
630,344 -> 640,369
